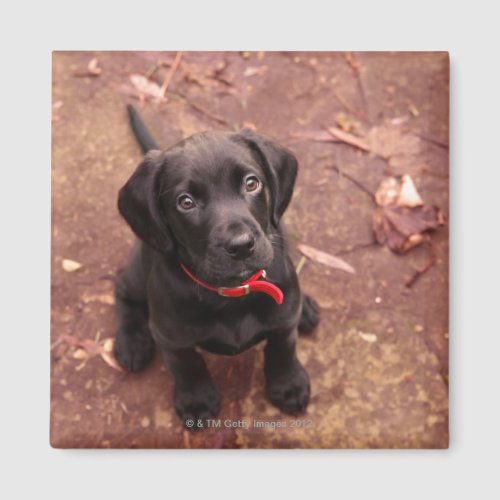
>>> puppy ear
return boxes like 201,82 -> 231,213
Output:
118,150 -> 174,253
236,129 -> 298,227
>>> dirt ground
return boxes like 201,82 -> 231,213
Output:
50,51 -> 449,448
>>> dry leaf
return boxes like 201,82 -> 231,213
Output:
396,174 -> 423,207
129,74 -> 165,100
87,58 -> 102,76
74,58 -> 102,77
100,338 -> 124,372
102,338 -> 114,353
57,335 -> 124,372
375,177 -> 400,207
243,66 -> 268,77
62,259 -> 82,272
294,120 -> 422,175
375,175 -> 423,209
358,331 -> 378,343
373,205 -> 444,254
373,173 -> 443,284
73,348 -> 89,360
298,244 -> 355,274
367,123 -> 421,159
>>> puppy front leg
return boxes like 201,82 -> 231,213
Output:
264,328 -> 310,414
163,348 -> 221,429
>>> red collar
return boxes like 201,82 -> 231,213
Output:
179,262 -> 284,305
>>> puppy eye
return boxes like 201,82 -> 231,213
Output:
244,175 -> 261,193
177,195 -> 196,210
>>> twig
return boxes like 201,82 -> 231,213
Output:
323,125 -> 370,152
295,255 -> 307,275
413,131 -> 449,150
209,60 -> 233,87
169,91 -> 229,126
343,52 -> 369,119
405,239 -> 436,288
326,164 -> 376,203
186,99 -> 229,126
160,51 -> 183,97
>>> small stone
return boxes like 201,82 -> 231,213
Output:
62,259 -> 82,272
375,296 -> 382,304
414,324 -> 424,333
141,417 -> 150,428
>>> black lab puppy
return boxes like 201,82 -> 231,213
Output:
115,106 -> 319,428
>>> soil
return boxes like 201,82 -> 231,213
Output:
51,51 -> 449,448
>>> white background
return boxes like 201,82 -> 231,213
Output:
2,0 -> 499,498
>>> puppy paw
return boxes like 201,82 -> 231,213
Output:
175,380 -> 221,431
298,294 -> 320,335
266,361 -> 310,414
113,329 -> 155,372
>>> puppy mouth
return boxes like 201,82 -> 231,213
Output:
182,237 -> 274,286
202,254 -> 273,287
210,262 -> 266,286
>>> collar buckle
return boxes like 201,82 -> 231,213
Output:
217,284 -> 250,297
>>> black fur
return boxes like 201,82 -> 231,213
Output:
115,106 -> 319,429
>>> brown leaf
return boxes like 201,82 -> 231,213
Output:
366,122 -> 421,159
375,177 -> 400,207
373,205 -> 444,254
294,120 -> 422,174
298,244 -> 355,274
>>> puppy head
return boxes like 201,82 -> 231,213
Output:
118,130 -> 297,286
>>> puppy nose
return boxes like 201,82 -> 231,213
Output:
225,233 -> 255,259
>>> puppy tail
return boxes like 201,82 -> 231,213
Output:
126,104 -> 160,154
